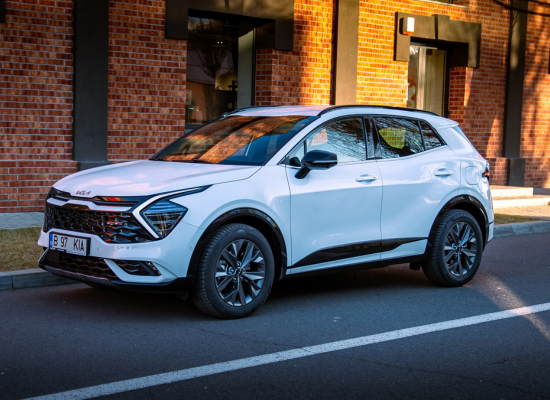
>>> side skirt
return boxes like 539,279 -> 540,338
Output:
286,238 -> 428,278
286,254 -> 428,279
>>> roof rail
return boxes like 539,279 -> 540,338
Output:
318,105 -> 439,117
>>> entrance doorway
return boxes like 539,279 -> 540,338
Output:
407,44 -> 448,116
185,14 -> 256,129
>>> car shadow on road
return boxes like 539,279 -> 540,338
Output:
269,263 -> 435,301
20,263 -> 446,325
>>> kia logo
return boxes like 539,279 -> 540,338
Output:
76,190 -> 91,196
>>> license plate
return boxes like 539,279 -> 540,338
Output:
49,233 -> 89,256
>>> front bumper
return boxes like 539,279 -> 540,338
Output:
38,219 -> 204,284
39,261 -> 194,294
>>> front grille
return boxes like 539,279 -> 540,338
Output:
43,250 -> 118,280
44,203 -> 154,244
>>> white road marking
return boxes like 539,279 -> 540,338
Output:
26,302 -> 550,400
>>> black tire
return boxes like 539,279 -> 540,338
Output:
192,223 -> 275,319
422,209 -> 483,287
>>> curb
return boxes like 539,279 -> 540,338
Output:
1,221 -> 550,292
0,268 -> 79,291
493,220 -> 550,238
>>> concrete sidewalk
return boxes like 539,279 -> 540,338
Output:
0,212 -> 44,230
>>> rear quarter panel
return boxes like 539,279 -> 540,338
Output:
437,125 -> 494,224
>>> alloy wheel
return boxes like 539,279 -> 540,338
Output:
215,239 -> 266,307
443,221 -> 478,278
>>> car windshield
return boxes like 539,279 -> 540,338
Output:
152,115 -> 316,166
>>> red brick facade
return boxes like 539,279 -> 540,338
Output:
522,1 -> 550,187
108,0 -> 186,161
1,0 -> 549,212
1,0 -> 76,212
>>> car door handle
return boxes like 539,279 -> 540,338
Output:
356,174 -> 378,182
434,168 -> 454,176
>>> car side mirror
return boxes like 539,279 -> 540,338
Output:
295,150 -> 338,179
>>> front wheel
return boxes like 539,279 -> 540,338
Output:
192,223 -> 275,319
422,209 -> 483,287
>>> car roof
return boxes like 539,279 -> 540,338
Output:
230,105 -> 451,128
232,105 -> 330,116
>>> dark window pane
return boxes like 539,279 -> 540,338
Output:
420,121 -> 443,150
186,17 -> 240,124
374,117 -> 423,159
306,118 -> 366,163
153,115 -> 315,166
288,142 -> 305,166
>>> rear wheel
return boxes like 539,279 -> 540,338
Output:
192,223 -> 275,319
422,209 -> 483,287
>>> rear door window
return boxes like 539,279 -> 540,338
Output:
373,117 -> 423,158
420,121 -> 443,150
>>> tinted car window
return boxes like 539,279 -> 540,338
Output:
153,115 -> 315,166
374,117 -> 423,158
288,142 -> 305,166
420,121 -> 443,150
305,118 -> 366,163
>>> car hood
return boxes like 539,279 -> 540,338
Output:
54,160 -> 260,197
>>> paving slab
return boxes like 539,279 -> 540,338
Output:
0,212 -> 44,230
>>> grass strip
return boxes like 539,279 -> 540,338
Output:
0,228 -> 43,272
494,213 -> 541,225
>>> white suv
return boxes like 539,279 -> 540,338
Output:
38,105 -> 494,318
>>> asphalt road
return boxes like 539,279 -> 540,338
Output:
1,233 -> 550,400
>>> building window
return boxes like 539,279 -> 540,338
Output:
407,44 -> 448,116
186,14 -> 256,129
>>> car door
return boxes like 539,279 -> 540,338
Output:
285,117 -> 383,274
370,116 -> 460,259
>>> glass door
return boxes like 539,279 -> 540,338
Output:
186,15 -> 256,130
407,45 -> 447,116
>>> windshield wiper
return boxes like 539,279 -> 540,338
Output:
191,159 -> 213,164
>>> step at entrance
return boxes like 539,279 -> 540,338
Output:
490,186 -> 534,198
493,195 -> 550,210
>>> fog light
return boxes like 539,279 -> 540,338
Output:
114,260 -> 161,276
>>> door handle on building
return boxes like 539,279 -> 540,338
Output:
356,174 -> 378,182
434,169 -> 453,176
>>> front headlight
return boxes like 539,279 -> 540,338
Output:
142,199 -> 188,238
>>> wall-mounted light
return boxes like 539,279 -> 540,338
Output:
403,17 -> 415,36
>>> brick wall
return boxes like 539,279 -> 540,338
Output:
260,0 -> 512,172
0,0 -> 76,212
107,0 -> 187,161
1,0 -> 550,213
357,0 -> 509,161
255,0 -> 334,106
522,2 -> 550,187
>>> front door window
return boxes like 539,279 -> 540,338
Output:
407,45 -> 447,116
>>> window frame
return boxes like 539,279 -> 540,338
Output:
366,115 -> 447,160
281,115 -> 370,166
